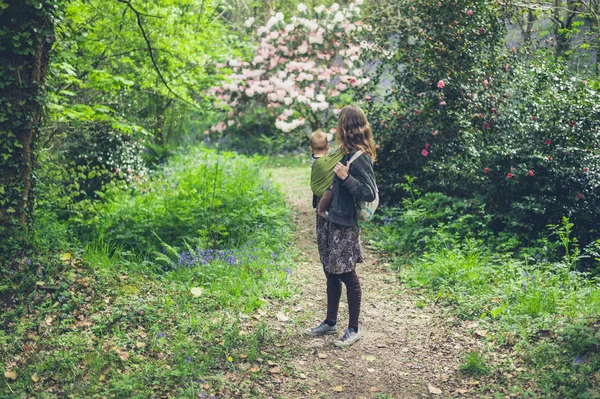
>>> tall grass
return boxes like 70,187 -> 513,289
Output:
369,204 -> 600,398
1,146 -> 297,398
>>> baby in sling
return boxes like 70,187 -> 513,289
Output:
309,130 -> 343,219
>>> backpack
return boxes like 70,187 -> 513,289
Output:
346,150 -> 379,222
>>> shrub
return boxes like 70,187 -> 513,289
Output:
71,146 -> 289,257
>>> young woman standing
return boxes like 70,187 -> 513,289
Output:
305,105 -> 377,347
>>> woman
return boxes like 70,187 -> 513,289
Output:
305,105 -> 377,348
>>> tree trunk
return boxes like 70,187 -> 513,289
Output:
0,1 -> 56,252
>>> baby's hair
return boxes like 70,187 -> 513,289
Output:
310,129 -> 328,152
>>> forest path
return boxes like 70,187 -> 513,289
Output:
259,166 -> 477,399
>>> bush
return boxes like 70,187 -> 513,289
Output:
71,146 -> 289,257
363,0 -> 600,258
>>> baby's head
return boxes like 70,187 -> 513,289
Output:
309,129 -> 329,157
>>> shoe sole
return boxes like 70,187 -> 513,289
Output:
334,335 -> 361,348
304,329 -> 337,337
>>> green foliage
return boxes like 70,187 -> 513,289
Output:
1,147 -> 296,398
368,208 -> 600,396
0,0 -> 63,256
363,0 -> 600,257
47,0 -> 238,144
460,351 -> 490,376
70,146 -> 288,257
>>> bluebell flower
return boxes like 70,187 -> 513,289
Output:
59,295 -> 66,303
531,275 -> 536,282
522,283 -> 527,291
574,356 -> 582,365
157,332 -> 166,338
284,267 -> 292,277
272,252 -> 278,261
186,356 -> 192,363
200,392 -> 206,399
382,215 -> 392,226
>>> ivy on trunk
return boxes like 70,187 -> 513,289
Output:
0,0 -> 60,254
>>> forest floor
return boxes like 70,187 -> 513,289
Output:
230,166 -> 499,399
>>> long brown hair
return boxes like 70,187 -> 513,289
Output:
335,105 -> 376,161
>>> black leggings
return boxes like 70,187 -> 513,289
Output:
325,270 -> 362,331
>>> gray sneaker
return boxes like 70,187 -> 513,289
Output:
304,321 -> 337,337
334,328 -> 360,348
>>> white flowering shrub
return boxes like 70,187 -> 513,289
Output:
208,1 -> 368,139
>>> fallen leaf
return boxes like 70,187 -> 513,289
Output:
249,364 -> 260,373
456,388 -> 469,394
317,353 -> 328,359
369,387 -> 380,392
364,355 -> 376,362
239,354 -> 247,359
376,343 -> 388,348
253,314 -> 262,320
276,312 -> 289,322
275,343 -> 285,347
428,384 -> 442,395
331,385 -> 343,392
267,361 -> 278,366
35,281 -> 45,286
473,330 -> 488,338
367,368 -> 376,373
467,380 -> 480,385
4,371 -> 16,380
334,364 -> 343,369
118,351 -> 130,361
269,366 -> 280,374
136,341 -> 146,348
31,374 -> 40,382
190,287 -> 203,297
60,252 -> 72,262
299,373 -> 307,379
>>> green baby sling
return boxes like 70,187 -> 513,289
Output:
311,149 -> 344,197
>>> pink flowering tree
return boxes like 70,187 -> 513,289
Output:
208,1 -> 368,138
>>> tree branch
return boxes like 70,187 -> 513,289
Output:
115,0 -> 203,111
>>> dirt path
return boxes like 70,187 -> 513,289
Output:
260,166 -> 478,399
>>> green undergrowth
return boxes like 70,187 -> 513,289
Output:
368,199 -> 600,398
1,147 -> 297,398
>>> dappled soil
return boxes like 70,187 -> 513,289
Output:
229,166 -> 502,399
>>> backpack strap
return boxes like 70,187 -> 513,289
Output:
346,150 -> 363,166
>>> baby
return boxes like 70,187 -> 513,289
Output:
310,130 -> 343,219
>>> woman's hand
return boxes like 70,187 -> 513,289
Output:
334,162 -> 349,180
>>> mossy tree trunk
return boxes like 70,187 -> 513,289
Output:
0,0 -> 58,254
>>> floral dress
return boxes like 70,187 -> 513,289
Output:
316,213 -> 363,274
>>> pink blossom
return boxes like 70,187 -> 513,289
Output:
528,170 -> 534,176
466,10 -> 473,16
439,101 -> 446,106
507,173 -> 513,179
432,130 -> 438,136
421,149 -> 429,157
437,80 -> 445,89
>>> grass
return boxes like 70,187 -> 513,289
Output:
460,351 -> 490,376
367,209 -> 600,398
0,147 -> 298,398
